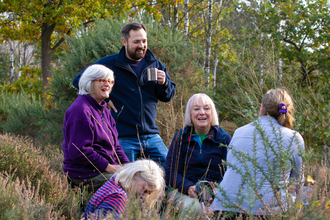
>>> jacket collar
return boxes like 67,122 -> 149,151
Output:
115,46 -> 157,67
182,125 -> 223,143
81,94 -> 106,112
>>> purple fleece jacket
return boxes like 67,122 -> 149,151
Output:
62,95 -> 129,179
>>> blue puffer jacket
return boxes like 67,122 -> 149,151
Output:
73,47 -> 176,138
165,125 -> 231,195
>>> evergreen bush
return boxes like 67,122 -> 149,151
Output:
0,90 -> 49,140
0,88 -> 10,133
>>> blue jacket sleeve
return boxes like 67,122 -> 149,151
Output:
72,69 -> 85,89
72,56 -> 112,89
155,66 -> 176,102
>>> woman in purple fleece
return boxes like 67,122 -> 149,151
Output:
62,64 -> 129,192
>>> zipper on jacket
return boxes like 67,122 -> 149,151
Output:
117,61 -> 145,132
199,146 -> 203,164
116,60 -> 157,134
139,61 -> 157,133
101,109 -> 105,122
138,86 -> 145,132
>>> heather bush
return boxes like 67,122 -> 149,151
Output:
0,174 -> 57,220
0,134 -> 88,219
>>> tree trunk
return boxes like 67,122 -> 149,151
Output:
212,54 -> 218,87
277,58 -> 282,82
18,42 -> 21,78
204,0 -> 213,88
173,3 -> 178,30
8,40 -> 15,83
41,22 -> 55,103
183,0 -> 189,43
259,63 -> 264,85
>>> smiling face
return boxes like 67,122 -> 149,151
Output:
122,28 -> 147,61
191,99 -> 213,134
90,78 -> 113,104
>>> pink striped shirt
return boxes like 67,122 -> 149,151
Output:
84,176 -> 128,220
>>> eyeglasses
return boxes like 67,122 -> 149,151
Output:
95,79 -> 114,85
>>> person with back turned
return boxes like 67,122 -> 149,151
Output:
212,88 -> 305,219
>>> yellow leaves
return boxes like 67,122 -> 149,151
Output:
314,201 -> 320,207
1,0 -> 132,45
307,175 -> 315,184
326,200 -> 330,209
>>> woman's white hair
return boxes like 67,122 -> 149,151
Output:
78,64 -> 114,95
115,159 -> 165,205
184,93 -> 219,127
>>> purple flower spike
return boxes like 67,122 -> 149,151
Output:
279,103 -> 288,114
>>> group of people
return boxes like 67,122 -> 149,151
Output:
61,21 -> 305,220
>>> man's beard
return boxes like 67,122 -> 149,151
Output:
126,45 -> 146,61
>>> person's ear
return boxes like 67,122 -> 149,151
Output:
259,103 -> 266,116
122,38 -> 127,47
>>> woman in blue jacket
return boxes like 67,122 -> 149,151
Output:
165,93 -> 231,219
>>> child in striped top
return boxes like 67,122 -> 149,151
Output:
84,159 -> 165,220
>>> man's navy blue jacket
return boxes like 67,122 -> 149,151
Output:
165,125 -> 231,195
73,46 -> 176,138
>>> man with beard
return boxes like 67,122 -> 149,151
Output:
73,22 -> 176,168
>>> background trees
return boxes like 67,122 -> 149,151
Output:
253,0 -> 330,87
0,0 -> 165,97
0,0 -> 329,156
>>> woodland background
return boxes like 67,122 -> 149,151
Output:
0,0 -> 330,219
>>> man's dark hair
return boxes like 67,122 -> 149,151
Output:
121,22 -> 147,41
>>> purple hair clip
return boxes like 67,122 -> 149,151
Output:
279,103 -> 288,114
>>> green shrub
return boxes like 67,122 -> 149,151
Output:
0,90 -> 50,141
0,89 -> 10,133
